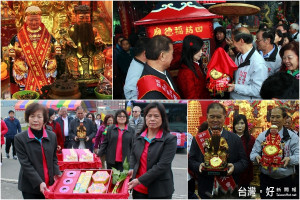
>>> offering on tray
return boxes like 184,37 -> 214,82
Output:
88,183 -> 107,194
96,74 -> 112,95
92,171 -> 110,184
77,149 -> 93,162
63,149 -> 78,162
74,171 -> 93,193
73,172 -> 85,193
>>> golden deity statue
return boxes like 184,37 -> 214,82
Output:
203,128 -> 229,172
77,122 -> 87,140
64,5 -> 105,84
9,6 -> 60,92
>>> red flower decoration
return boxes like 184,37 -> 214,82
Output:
190,42 -> 193,46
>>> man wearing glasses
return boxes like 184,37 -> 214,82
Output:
256,28 -> 282,76
228,27 -> 268,99
129,106 -> 144,135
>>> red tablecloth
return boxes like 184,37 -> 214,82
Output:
44,169 -> 130,199
57,153 -> 102,171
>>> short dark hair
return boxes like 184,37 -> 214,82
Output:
114,110 -> 129,125
206,102 -> 226,115
103,114 -> 114,126
233,29 -> 253,44
86,113 -> 95,122
260,72 -> 299,99
257,28 -> 275,44
146,35 -> 173,60
140,102 -> 169,135
275,29 -> 284,46
276,24 -> 288,32
120,39 -> 130,45
214,26 -> 226,40
25,103 -> 48,124
134,37 -> 150,57
8,110 -> 14,114
258,23 -> 268,30
282,32 -> 293,44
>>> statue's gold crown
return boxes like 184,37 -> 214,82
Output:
25,6 -> 42,16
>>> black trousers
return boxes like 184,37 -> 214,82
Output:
64,136 -> 73,148
5,137 -> 16,156
133,189 -> 172,199
260,173 -> 296,199
107,162 -> 123,171
22,191 -> 45,199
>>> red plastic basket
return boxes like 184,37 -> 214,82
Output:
44,169 -> 130,199
57,153 -> 102,171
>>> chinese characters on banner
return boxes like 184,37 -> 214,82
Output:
146,21 -> 213,41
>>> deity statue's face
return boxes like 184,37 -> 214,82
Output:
59,14 -> 68,24
26,15 -> 41,30
76,13 -> 91,24
1,1 -> 9,9
55,1 -> 65,9
270,128 -> 278,135
13,2 -> 21,12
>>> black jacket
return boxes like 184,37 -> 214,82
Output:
69,118 -> 97,149
55,116 -> 74,138
98,124 -> 135,165
14,128 -> 61,194
188,129 -> 248,199
130,131 -> 177,198
139,63 -> 180,99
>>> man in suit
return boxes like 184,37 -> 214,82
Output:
189,102 -> 248,198
69,106 -> 97,150
136,35 -> 180,99
55,106 -> 73,148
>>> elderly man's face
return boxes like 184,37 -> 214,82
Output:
26,15 -> 41,30
132,107 -> 141,119
76,13 -> 91,24
289,26 -> 297,34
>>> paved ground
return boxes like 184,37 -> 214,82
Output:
1,147 -> 187,199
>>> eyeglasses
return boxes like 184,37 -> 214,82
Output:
132,111 -> 139,113
256,38 -> 263,42
117,115 -> 126,118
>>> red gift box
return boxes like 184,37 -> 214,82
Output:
45,169 -> 130,199
57,152 -> 102,171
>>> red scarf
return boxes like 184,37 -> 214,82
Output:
17,23 -> 51,92
137,75 -> 180,99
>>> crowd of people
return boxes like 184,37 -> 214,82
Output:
188,102 -> 299,199
2,102 -> 178,199
114,17 -> 299,100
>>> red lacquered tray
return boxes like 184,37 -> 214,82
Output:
57,153 -> 102,171
44,169 -> 130,199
